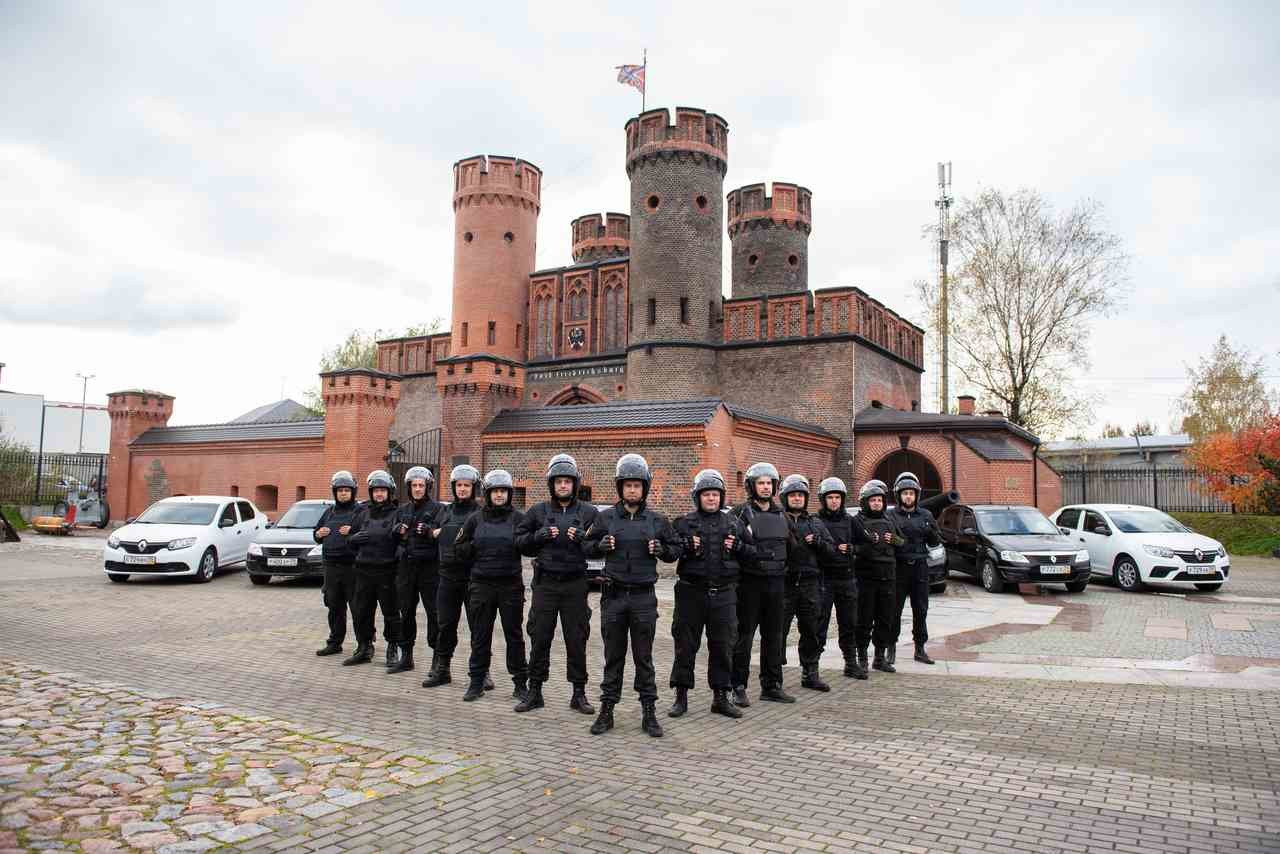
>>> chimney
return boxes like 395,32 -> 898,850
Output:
957,395 -> 975,416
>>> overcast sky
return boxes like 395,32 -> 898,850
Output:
2,1 -> 1277,438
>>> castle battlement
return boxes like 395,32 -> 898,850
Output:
727,181 -> 812,237
453,154 -> 542,212
571,212 -> 630,263
625,107 -> 728,177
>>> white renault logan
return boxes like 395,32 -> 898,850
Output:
1049,503 -> 1229,592
103,496 -> 267,583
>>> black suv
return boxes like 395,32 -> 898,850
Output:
936,504 -> 1090,594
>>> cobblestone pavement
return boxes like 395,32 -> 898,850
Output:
1,542 -> 1279,852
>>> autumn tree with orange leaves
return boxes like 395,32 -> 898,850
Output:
1188,416 -> 1280,514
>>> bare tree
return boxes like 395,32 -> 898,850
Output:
916,188 -> 1127,437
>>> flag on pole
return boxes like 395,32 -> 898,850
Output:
615,63 -> 645,94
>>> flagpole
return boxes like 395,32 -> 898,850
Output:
642,48 -> 647,112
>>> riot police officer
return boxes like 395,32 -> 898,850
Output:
514,454 -> 598,715
454,470 -> 529,702
730,462 -> 793,706
421,464 -> 486,690
313,470 -> 361,657
389,466 -> 442,675
346,470 -> 403,667
888,472 -> 943,666
815,477 -> 865,679
852,480 -> 902,673
669,469 -> 754,719
779,475 -> 838,693
583,454 -> 682,738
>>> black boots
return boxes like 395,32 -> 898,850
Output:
484,675 -> 495,692
853,647 -> 870,679
711,689 -> 743,719
914,642 -> 935,665
590,701 -> 615,735
463,677 -> 486,702
514,681 -> 544,713
801,666 -> 831,692
732,685 -> 751,708
668,687 -> 688,718
641,701 -> 664,738
316,642 -> 342,657
387,643 -> 414,673
384,644 -> 400,669
844,655 -> 868,680
422,655 -> 450,687
872,648 -> 896,673
886,646 -> 897,666
570,685 -> 595,715
512,677 -> 528,702
341,643 -> 373,666
760,685 -> 796,703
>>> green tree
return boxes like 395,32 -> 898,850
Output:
304,320 -> 444,415
1100,423 -> 1126,439
1177,335 -> 1276,441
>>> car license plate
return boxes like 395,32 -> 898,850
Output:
1186,565 -> 1216,575
1039,565 -> 1069,575
123,554 -> 156,565
266,557 -> 298,567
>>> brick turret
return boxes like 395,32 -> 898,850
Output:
624,107 -> 729,400
727,182 -> 811,299
320,370 -> 400,490
106,389 -> 174,521
571,212 -> 630,263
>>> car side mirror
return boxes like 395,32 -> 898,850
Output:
962,527 -> 977,536
265,521 -> 274,528
1093,526 -> 1110,536
125,517 -> 136,525
220,518 -> 236,528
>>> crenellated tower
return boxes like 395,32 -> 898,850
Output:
727,181 -> 811,299
571,212 -> 630,263
624,107 -> 728,399
106,389 -> 174,521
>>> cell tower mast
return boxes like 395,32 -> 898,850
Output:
935,161 -> 953,413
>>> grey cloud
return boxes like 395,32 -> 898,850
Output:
0,272 -> 240,333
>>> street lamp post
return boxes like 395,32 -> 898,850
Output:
76,372 -> 95,453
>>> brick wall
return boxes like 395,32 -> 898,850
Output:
1036,456 -> 1063,514
320,371 -> 400,491
727,181 -> 810,299
853,342 -> 922,413
106,391 -> 174,522
390,375 -> 443,442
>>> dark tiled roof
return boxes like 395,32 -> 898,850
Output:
956,433 -> 1031,462
483,398 -> 722,434
854,406 -> 1040,444
724,403 -> 836,439
133,419 -> 325,446
230,399 -> 311,424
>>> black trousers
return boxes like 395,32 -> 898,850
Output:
818,574 -> 859,662
892,559 -> 930,645
526,573 -> 591,686
669,580 -> 738,692
855,573 -> 896,650
322,559 -> 357,646
599,585 -> 658,705
353,564 -> 401,646
732,574 -> 786,689
397,556 -> 439,649
435,574 -> 472,660
467,577 -> 528,684
782,573 -> 824,669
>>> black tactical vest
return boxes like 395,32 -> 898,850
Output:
742,504 -> 788,577
471,510 -> 520,580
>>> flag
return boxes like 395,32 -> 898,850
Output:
616,63 -> 645,94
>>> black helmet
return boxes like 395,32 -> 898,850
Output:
482,469 -> 514,503
744,462 -> 780,497
545,453 -> 580,495
449,464 -> 481,501
779,474 -> 810,505
367,469 -> 396,500
819,477 -> 846,510
893,472 -> 922,502
858,479 -> 888,515
330,470 -> 357,502
690,469 -> 726,508
404,465 -> 434,492
614,453 -> 651,500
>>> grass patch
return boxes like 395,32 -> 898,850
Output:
1,505 -> 28,531
1172,512 -> 1280,557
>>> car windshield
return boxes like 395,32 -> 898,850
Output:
976,508 -> 1059,536
135,502 -> 218,525
1107,509 -> 1189,534
275,503 -> 330,528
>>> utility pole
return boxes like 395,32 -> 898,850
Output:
935,162 -> 953,414
76,372 -> 95,453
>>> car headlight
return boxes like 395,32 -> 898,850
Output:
168,537 -> 197,551
107,535 -> 120,549
1216,546 -> 1227,558
999,550 -> 1030,564
247,542 -> 263,556
308,545 -> 322,558
1142,544 -> 1175,559
1075,550 -> 1089,563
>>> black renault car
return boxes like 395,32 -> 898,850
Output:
936,504 -> 1090,593
246,499 -> 333,585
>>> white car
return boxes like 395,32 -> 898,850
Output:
103,496 -> 267,583
1049,503 -> 1229,592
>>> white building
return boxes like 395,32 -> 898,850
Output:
0,388 -> 110,454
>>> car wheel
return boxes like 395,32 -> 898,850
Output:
1194,582 -> 1223,592
930,581 -> 947,594
1113,555 -> 1143,592
1065,580 -> 1088,593
107,573 -> 129,583
980,559 -> 1005,594
194,548 -> 217,583
95,502 -> 111,529
249,574 -> 270,586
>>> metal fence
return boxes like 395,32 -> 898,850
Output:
0,449 -> 108,506
1057,466 -> 1234,513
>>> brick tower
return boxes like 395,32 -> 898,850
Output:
106,389 -> 174,521
727,182 -> 811,299
571,212 -> 630,263
624,107 -> 728,399
319,369 -> 400,488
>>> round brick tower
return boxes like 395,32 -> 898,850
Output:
451,154 -> 541,361
727,182 -> 811,299
571,212 -> 630,263
624,107 -> 728,400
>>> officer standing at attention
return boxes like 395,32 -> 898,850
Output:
453,470 -> 529,703
313,470 -> 362,658
852,480 -> 902,673
778,474 -> 838,693
389,466 -> 442,675
514,454 -> 598,716
583,454 -> 682,738
668,469 -> 754,720
888,472 -> 943,666
815,477 -> 867,680
345,470 -> 403,668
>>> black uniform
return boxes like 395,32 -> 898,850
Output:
853,512 -> 898,653
395,496 -> 443,653
433,498 -> 479,662
515,499 -> 599,689
314,498 -> 362,647
782,509 -> 838,670
731,500 -> 790,691
670,509 -> 754,692
583,502 -> 682,705
817,505 -> 861,667
889,505 -> 943,646
455,504 -> 529,689
349,499 -> 402,648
